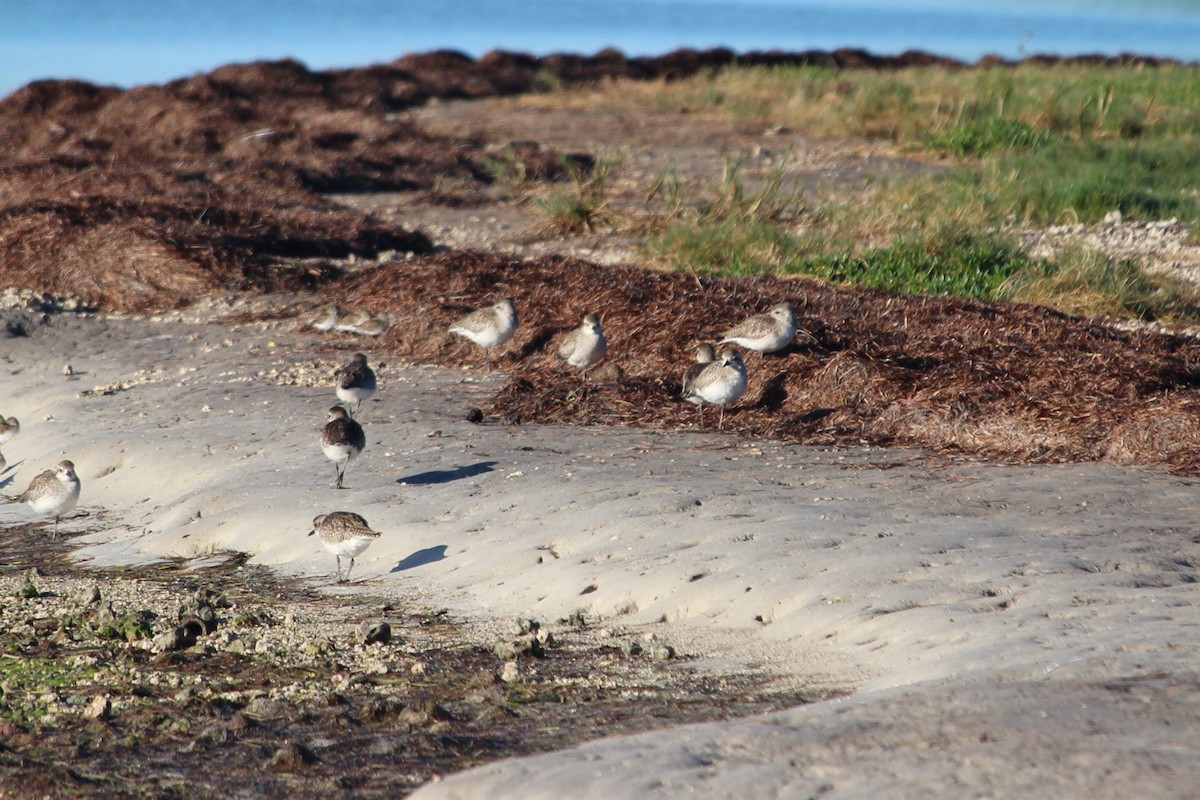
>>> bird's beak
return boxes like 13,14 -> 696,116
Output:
306,530 -> 315,537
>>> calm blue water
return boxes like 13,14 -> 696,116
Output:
2,1 -> 1199,98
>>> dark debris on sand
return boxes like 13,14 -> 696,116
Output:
2,48 -> 1199,472
0,526 -> 825,799
340,251 -> 1200,475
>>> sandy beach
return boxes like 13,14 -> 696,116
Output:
2,298 -> 1198,797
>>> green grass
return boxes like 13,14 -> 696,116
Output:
1001,246 -> 1200,322
797,234 -> 1037,299
635,62 -> 1200,318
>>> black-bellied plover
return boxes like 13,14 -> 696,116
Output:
719,302 -> 796,356
305,302 -> 341,332
16,459 -> 81,539
334,308 -> 390,336
308,511 -> 381,582
321,406 -> 365,489
682,346 -> 747,429
333,352 -> 377,418
681,341 -> 717,413
556,313 -> 608,380
448,298 -> 518,372
0,416 -> 19,445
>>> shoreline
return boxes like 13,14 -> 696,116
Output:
3,301 -> 1200,795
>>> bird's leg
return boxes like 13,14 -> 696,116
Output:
335,555 -> 343,582
345,557 -> 355,583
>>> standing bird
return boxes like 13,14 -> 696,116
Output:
333,352 -> 377,418
719,302 -> 797,357
681,341 -> 718,419
448,298 -> 519,372
308,511 -> 381,583
682,346 -> 748,429
15,460 -> 81,539
321,406 -> 366,489
0,415 -> 19,445
556,313 -> 608,381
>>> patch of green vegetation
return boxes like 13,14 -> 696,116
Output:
927,117 -> 1060,157
648,218 -> 807,275
1001,246 -> 1200,322
0,656 -> 99,727
532,154 -> 620,234
982,138 -> 1200,226
797,233 -> 1037,299
616,61 -> 1200,320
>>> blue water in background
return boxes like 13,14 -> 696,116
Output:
2,1 -> 1199,97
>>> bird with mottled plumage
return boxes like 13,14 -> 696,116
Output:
0,416 -> 19,445
448,298 -> 519,372
719,302 -> 797,356
15,460 -> 80,539
308,511 -> 381,582
305,303 -> 340,332
682,346 -> 747,429
333,353 -> 377,418
321,406 -> 365,489
556,313 -> 608,380
681,342 -> 717,410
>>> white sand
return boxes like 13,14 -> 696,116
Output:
3,305 -> 1199,797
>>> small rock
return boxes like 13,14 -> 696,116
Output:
492,635 -> 544,660
647,643 -> 677,660
498,661 -> 520,683
465,407 -> 484,424
83,694 -> 111,720
360,620 -> 392,645
266,742 -> 316,772
74,584 -> 101,608
619,640 -> 644,657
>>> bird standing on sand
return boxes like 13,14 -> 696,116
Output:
321,406 -> 366,489
333,352 -> 377,418
15,460 -> 81,539
719,302 -> 797,357
308,511 -> 381,583
557,313 -> 608,381
683,346 -> 747,429
448,298 -> 519,372
0,415 -> 19,445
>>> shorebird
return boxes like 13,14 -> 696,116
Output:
681,341 -> 717,418
334,307 -> 389,336
14,460 -> 81,539
682,346 -> 747,429
321,406 -> 365,489
448,298 -> 519,372
719,302 -> 797,357
556,313 -> 608,381
333,352 -> 377,418
308,511 -> 381,583
0,415 -> 19,445
305,303 -> 340,332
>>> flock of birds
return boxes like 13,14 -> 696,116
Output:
311,296 -> 797,580
2,297 -> 797,583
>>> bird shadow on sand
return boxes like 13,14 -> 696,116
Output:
391,545 -> 447,572
398,461 -> 497,486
